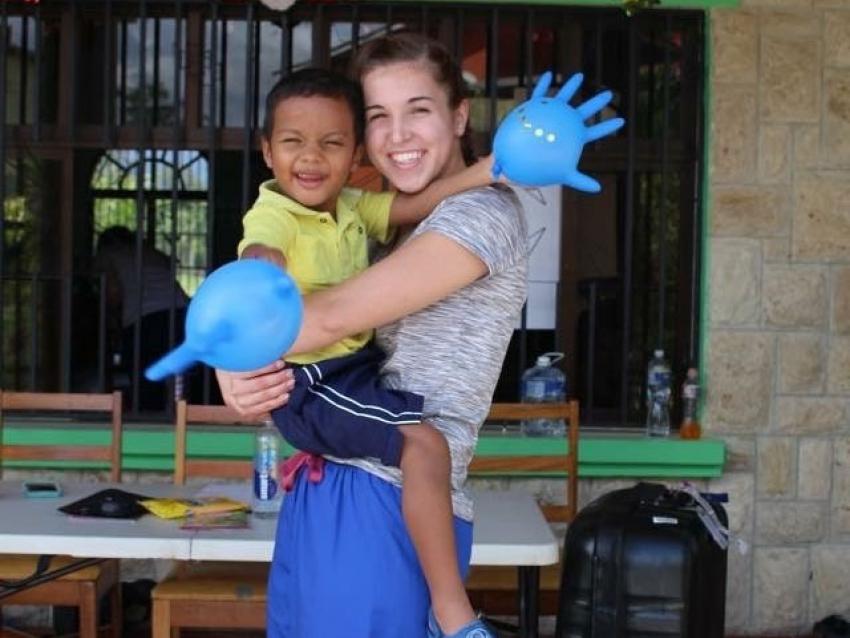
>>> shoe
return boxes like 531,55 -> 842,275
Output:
427,611 -> 498,638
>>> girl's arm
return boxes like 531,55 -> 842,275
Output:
216,230 -> 488,416
289,230 -> 488,355
387,156 -> 494,226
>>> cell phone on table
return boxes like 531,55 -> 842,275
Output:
22,481 -> 63,498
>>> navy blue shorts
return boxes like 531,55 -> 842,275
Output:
270,345 -> 424,467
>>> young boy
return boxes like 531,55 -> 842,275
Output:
240,68 -> 495,637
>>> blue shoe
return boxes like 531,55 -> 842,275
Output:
427,611 -> 497,638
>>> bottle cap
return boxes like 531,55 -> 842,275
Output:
536,352 -> 565,367
654,349 -> 664,358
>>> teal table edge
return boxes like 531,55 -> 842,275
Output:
1,421 -> 725,478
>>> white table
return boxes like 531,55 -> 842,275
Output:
0,482 -> 558,637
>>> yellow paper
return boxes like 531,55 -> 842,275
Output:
140,497 -> 249,520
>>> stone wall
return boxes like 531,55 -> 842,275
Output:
708,0 -> 850,633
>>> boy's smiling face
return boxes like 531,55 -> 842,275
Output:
262,95 -> 361,214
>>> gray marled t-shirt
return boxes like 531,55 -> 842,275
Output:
329,185 -> 528,521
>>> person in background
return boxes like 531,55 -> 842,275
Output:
95,225 -> 189,411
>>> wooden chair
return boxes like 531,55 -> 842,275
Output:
151,400 -> 269,638
465,401 -> 580,617
0,390 -> 124,638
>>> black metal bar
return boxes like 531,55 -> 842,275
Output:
0,1 -> 8,387
586,281 -> 597,424
133,0 -> 149,413
104,0 -> 115,144
523,9 -> 533,88
350,5 -> 359,57
20,14 -> 29,126
30,273 -> 38,390
452,8 -> 463,63
204,0 -> 220,404
120,19 -> 128,125
69,0 -> 78,142
620,18 -> 638,424
169,0 -> 184,408
280,10 -> 290,77
153,16 -> 161,126
33,1 -> 42,140
690,17 -> 706,364
241,1 -> 255,217
219,17 -> 227,127
98,272 -> 107,391
658,15 -> 672,350
517,566 -> 540,638
488,9 -> 498,139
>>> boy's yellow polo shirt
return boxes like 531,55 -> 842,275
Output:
238,179 -> 394,365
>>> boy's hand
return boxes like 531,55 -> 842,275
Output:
241,244 -> 287,269
476,154 -> 499,185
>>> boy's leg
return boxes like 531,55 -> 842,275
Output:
399,424 -> 477,635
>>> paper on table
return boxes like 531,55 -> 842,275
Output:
193,482 -> 252,504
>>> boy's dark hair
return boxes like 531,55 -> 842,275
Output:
262,68 -> 365,144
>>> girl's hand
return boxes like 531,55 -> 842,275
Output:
215,360 -> 295,419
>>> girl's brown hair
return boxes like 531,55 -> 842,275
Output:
351,32 -> 476,166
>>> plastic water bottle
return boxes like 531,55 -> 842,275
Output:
679,367 -> 702,440
253,419 -> 282,518
646,349 -> 672,437
521,352 -> 567,436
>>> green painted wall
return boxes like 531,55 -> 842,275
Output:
1,422 -> 725,478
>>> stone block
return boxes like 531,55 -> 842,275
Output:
777,397 -> 848,434
756,500 -> 827,543
812,545 -> 850,620
760,10 -> 820,37
825,10 -> 850,67
712,10 -> 758,83
764,237 -> 792,263
778,333 -> 825,394
712,85 -> 758,183
799,438 -> 833,500
724,545 -> 752,633
721,436 -> 757,473
831,438 -> 850,536
753,547 -> 810,633
757,437 -> 796,497
835,267 -> 850,335
704,332 -> 773,432
760,36 -> 820,123
823,68 -> 850,165
827,336 -> 850,394
794,124 -> 821,170
709,239 -> 761,326
763,265 -> 828,329
794,173 -> 850,261
759,124 -> 793,184
709,472 -> 755,535
711,186 -> 790,237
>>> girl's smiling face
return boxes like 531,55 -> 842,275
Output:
362,61 -> 469,194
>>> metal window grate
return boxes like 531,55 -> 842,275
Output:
1,1 -> 704,426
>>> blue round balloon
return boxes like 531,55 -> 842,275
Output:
492,71 -> 625,193
145,259 -> 303,380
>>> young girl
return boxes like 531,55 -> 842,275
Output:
218,33 -> 528,638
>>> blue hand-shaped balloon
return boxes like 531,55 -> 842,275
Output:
145,259 -> 303,380
492,71 -> 625,193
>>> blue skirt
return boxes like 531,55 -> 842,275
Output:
267,461 -> 473,638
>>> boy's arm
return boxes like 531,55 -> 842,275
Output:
240,243 -> 288,270
387,155 -> 495,226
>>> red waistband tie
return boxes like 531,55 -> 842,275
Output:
281,451 -> 325,492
